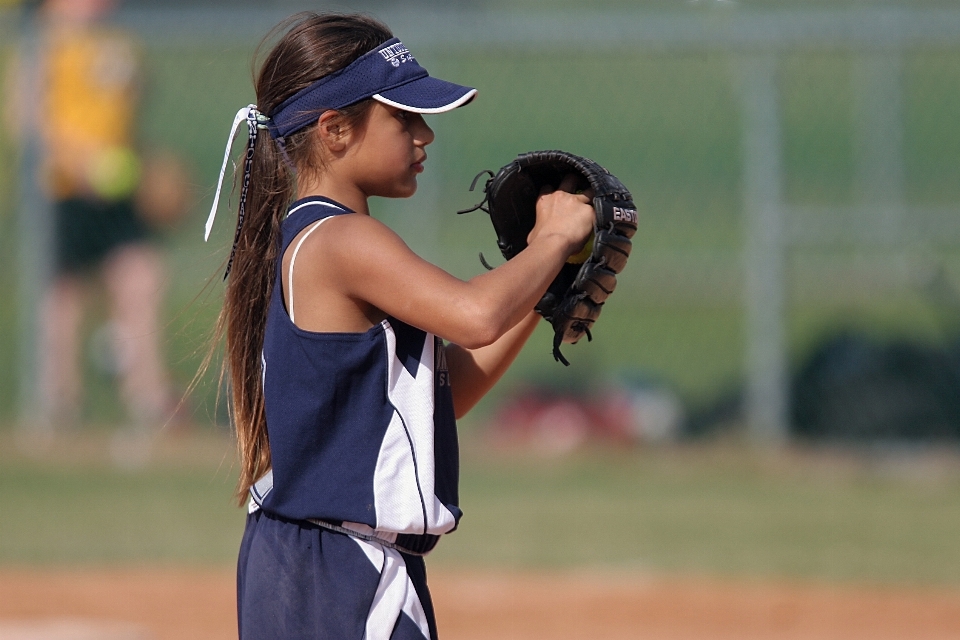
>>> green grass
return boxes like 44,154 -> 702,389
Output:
0,431 -> 243,566
2,430 -> 959,586
435,442 -> 960,585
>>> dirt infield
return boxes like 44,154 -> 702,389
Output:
1,568 -> 959,640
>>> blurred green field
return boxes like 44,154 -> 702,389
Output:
4,31 -> 960,424
1,430 -> 959,586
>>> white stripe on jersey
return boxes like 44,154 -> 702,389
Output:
374,321 -> 458,535
353,537 -> 431,640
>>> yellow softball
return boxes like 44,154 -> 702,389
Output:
567,230 -> 595,264
89,146 -> 142,200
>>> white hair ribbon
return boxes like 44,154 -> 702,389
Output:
204,104 -> 256,242
205,105 -> 272,279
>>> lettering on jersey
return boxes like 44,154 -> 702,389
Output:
435,337 -> 451,387
613,206 -> 638,225
379,42 -> 415,68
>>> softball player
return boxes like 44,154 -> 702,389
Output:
204,12 -> 594,639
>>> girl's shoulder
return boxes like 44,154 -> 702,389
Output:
300,211 -> 405,256
284,211 -> 412,291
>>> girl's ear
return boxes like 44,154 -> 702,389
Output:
316,111 -> 347,153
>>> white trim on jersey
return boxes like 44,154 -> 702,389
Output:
286,217 -> 332,324
374,409 -> 431,532
375,322 -> 458,535
285,199 -> 344,219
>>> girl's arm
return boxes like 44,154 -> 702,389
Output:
445,310 -> 540,418
302,186 -> 594,349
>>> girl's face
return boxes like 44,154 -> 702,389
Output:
347,102 -> 435,199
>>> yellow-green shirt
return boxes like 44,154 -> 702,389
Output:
43,25 -> 140,199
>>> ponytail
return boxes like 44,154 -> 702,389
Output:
220,130 -> 289,504
205,12 -> 392,504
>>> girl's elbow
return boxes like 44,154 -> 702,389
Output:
458,309 -> 504,349
446,287 -> 513,348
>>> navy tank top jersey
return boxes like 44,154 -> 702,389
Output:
256,196 -> 460,552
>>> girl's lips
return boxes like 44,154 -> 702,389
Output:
412,161 -> 425,173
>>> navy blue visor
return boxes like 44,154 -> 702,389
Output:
266,37 -> 476,140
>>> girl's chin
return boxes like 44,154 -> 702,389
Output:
398,177 -> 419,198
378,183 -> 417,199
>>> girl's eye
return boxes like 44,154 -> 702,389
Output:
396,110 -> 410,122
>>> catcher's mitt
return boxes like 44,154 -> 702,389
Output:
458,150 -> 638,365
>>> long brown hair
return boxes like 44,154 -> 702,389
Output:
211,13 -> 392,504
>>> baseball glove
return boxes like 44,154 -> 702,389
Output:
458,150 -> 638,365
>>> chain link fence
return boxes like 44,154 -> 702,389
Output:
3,3 -> 960,440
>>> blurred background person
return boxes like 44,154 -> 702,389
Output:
16,0 -> 180,461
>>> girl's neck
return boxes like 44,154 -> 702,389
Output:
297,172 -> 370,216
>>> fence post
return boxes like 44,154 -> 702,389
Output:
738,54 -> 789,445
15,9 -> 54,433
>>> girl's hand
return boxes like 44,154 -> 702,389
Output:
526,173 -> 595,257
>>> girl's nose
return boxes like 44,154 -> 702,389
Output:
414,115 -> 435,146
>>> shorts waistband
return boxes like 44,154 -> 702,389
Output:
249,470 -> 439,556
307,519 -> 439,557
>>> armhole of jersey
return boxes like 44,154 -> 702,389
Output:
287,217 -> 332,326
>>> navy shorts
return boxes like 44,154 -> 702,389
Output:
237,509 -> 438,640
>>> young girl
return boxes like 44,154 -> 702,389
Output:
204,12 -> 594,640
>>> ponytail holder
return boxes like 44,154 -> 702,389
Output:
204,104 -> 271,279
